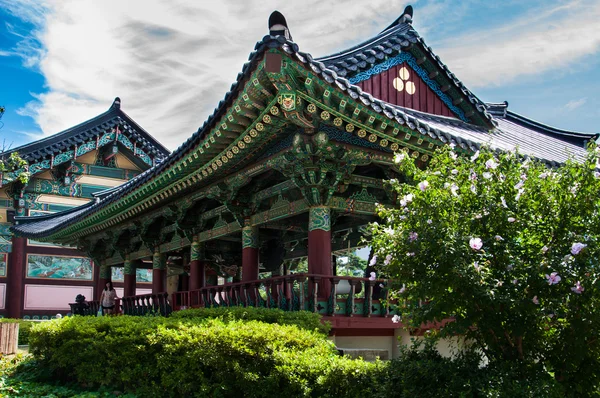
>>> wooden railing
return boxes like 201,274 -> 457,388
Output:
121,293 -> 171,316
69,300 -> 102,316
172,274 -> 397,317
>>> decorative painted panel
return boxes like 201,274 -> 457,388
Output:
76,141 -> 97,157
117,134 -> 134,150
98,132 -> 116,147
24,285 -> 94,310
0,253 -> 6,277
351,53 -> 466,121
134,147 -> 153,166
111,267 -> 153,283
26,254 -> 93,280
0,283 -> 5,309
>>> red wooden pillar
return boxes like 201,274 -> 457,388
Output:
189,238 -> 205,291
242,220 -> 259,282
308,206 -> 332,298
6,236 -> 26,318
123,257 -> 136,297
97,264 -> 111,300
152,249 -> 166,294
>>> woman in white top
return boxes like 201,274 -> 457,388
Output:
100,281 -> 119,315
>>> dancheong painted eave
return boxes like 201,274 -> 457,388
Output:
0,98 -> 171,186
10,5 -> 598,242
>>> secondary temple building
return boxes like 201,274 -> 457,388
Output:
9,6 -> 597,356
1,98 -> 170,319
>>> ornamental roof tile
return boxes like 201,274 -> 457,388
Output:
11,9 -> 598,240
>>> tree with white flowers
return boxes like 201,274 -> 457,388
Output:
369,145 -> 600,393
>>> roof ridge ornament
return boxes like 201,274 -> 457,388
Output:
382,5 -> 413,32
268,11 -> 292,41
111,97 -> 121,110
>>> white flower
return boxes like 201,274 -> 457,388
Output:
514,181 -> 524,190
483,172 -> 492,179
515,189 -> 524,201
473,261 -> 482,272
427,219 -> 433,224
394,152 -> 406,163
450,183 -> 459,196
541,245 -> 549,254
418,181 -> 429,191
384,227 -> 395,236
539,172 -> 548,179
404,194 -> 414,203
469,237 -> 483,251
399,284 -> 406,294
471,151 -> 480,161
451,169 -> 459,175
369,272 -> 377,281
406,252 -> 415,257
500,197 -> 508,208
495,235 -> 504,241
369,255 -> 377,267
485,159 -> 498,169
392,314 -> 401,323
450,152 -> 458,160
532,296 -> 539,305
571,242 -> 587,255
508,217 -> 516,223
470,184 -> 477,194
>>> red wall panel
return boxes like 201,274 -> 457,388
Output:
357,64 -> 455,118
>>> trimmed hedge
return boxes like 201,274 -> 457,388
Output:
29,316 -> 372,397
26,309 -> 564,397
171,306 -> 330,334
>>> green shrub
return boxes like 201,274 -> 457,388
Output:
0,354 -> 137,397
0,319 -> 35,345
28,315 -> 358,397
26,314 -> 565,397
171,306 -> 330,335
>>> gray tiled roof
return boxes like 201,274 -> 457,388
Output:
3,98 -> 170,163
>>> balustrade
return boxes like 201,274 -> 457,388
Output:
172,274 -> 398,318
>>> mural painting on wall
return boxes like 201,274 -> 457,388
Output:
27,254 -> 93,280
0,253 -> 6,277
111,267 -> 153,283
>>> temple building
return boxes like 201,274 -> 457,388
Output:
0,98 -> 169,319
10,6 -> 597,357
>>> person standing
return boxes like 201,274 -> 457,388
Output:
100,281 -> 119,315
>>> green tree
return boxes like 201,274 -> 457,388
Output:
369,145 -> 600,394
336,252 -> 367,276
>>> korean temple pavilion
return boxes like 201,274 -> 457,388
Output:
0,98 -> 169,319
8,6 -> 597,357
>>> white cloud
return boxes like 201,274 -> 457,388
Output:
2,0 -> 599,150
2,0 -> 415,150
434,0 -> 600,88
564,97 -> 587,111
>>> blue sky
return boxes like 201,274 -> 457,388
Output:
0,0 -> 598,151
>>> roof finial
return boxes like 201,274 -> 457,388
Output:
381,5 -> 414,33
111,97 -> 121,109
268,11 -> 292,41
401,5 -> 413,24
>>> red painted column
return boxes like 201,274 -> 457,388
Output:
97,264 -> 111,300
7,236 -> 26,318
308,206 -> 332,299
189,238 -> 205,291
123,257 -> 136,297
152,249 -> 166,294
241,220 -> 259,282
